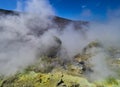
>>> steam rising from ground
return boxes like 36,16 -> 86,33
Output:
0,0 -> 54,76
0,0 -> 120,81
86,16 -> 120,80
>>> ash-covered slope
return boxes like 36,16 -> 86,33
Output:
0,9 -> 88,30
0,9 -> 120,87
0,9 -> 19,15
53,16 -> 88,30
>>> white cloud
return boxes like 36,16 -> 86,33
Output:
81,9 -> 92,17
81,5 -> 87,8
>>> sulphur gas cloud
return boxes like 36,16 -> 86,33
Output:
0,0 -> 120,82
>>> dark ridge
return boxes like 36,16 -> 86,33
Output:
0,9 -> 19,15
0,8 -> 89,34
53,16 -> 89,30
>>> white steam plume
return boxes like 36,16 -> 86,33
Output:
0,0 -> 55,76
0,0 -> 120,82
54,10 -> 120,80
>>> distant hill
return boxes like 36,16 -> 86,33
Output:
0,9 -> 88,30
0,9 -> 18,15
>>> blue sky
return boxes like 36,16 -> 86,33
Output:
0,0 -> 120,21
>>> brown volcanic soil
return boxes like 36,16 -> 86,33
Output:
53,16 -> 88,29
0,9 -> 88,29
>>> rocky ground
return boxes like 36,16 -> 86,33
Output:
0,9 -> 120,87
0,41 -> 120,87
